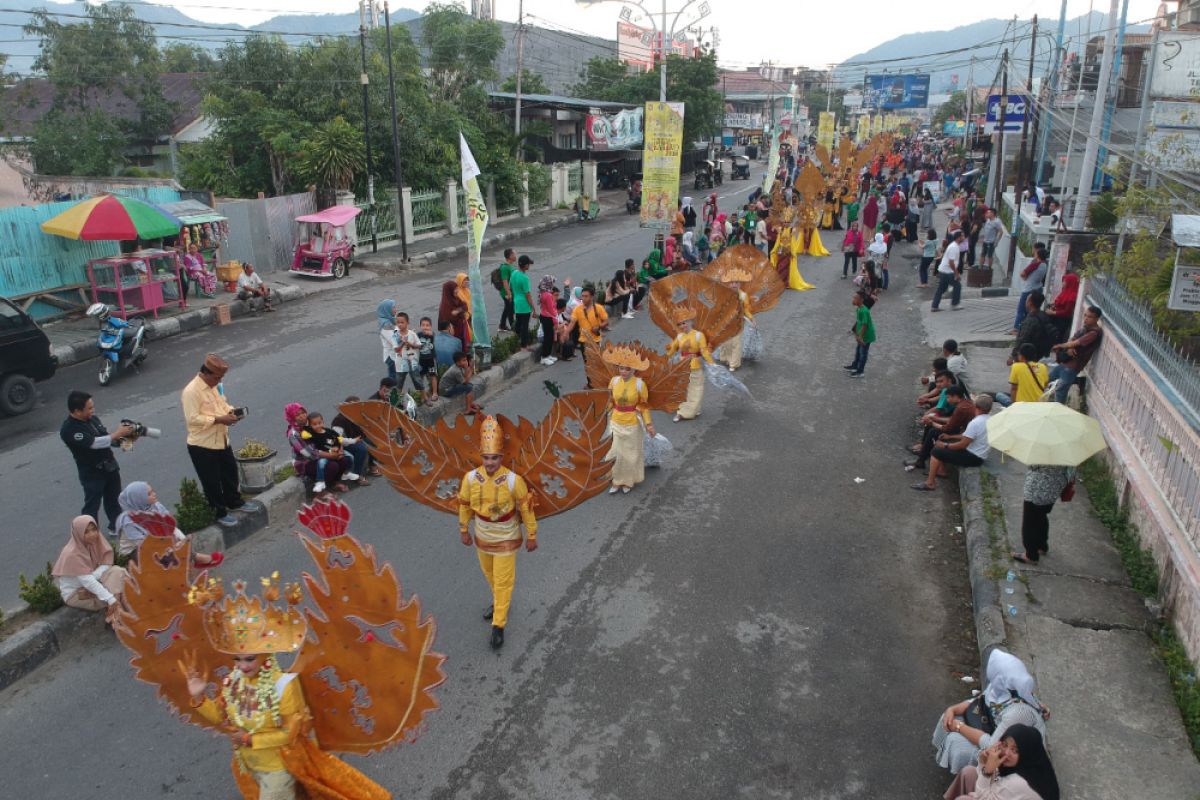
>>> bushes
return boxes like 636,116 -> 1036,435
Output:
174,477 -> 216,534
18,563 -> 64,614
490,332 -> 522,364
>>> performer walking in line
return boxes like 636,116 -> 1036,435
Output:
603,346 -> 657,494
717,268 -> 755,372
458,416 -> 538,650
666,306 -> 715,422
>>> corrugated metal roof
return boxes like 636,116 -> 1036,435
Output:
489,92 -> 635,110
1172,214 -> 1200,248
161,199 -> 225,224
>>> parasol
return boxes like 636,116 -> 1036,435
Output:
986,402 -> 1108,466
40,193 -> 183,241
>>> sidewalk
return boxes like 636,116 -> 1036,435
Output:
939,338 -> 1200,796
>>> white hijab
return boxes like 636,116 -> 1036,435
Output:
867,232 -> 887,256
984,649 -> 1041,708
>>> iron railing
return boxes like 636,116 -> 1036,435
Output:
410,189 -> 445,234
567,161 -> 582,196
455,187 -> 467,228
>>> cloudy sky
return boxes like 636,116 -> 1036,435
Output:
164,0 -> 1165,66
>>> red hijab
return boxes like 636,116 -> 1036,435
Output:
1053,273 -> 1079,317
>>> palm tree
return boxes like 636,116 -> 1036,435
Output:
298,116 -> 366,192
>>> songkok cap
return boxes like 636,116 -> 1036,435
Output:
203,353 -> 229,376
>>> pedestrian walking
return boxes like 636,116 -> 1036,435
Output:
1012,465 -> 1071,564
978,208 -> 1003,270
181,354 -> 246,526
931,230 -> 964,311
918,229 -> 938,288
60,390 -> 136,533
841,221 -> 864,279
844,292 -> 876,378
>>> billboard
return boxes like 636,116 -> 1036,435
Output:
817,111 -> 836,150
586,107 -> 643,150
1150,32 -> 1200,100
863,74 -> 930,109
640,102 -> 685,230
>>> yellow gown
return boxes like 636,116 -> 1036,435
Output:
607,376 -> 650,487
666,329 -> 713,418
805,226 -> 831,257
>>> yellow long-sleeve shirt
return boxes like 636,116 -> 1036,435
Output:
195,673 -> 304,774
458,466 -> 537,548
608,375 -> 650,427
666,329 -> 713,371
181,374 -> 234,449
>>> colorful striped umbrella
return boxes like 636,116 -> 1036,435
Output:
40,193 -> 183,241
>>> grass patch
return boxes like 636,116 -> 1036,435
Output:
979,469 -> 1009,580
274,463 -> 296,483
1153,622 -> 1200,757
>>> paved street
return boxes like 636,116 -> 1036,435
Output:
0,201 -> 978,797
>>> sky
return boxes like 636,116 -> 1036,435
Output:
144,0 -> 1166,66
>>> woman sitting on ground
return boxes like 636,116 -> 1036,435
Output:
53,515 -> 128,624
115,481 -> 222,567
943,724 -> 1059,800
605,270 -> 637,319
933,649 -> 1049,775
285,403 -> 353,494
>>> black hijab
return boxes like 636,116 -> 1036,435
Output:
999,724 -> 1059,800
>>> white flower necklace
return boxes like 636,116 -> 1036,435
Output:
221,656 -> 282,734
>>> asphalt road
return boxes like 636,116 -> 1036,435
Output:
0,193 -> 978,798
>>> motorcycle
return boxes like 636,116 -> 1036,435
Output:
86,303 -> 147,386
626,179 -> 642,215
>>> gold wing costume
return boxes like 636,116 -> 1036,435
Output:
703,244 -> 785,315
584,339 -> 690,413
647,271 -> 743,349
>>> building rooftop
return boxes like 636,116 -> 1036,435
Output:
488,92 -> 637,111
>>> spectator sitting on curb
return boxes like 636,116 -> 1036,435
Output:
942,724 -> 1060,800
918,368 -> 955,410
912,394 -> 993,491
434,320 -> 461,368
114,481 -> 221,567
906,385 -> 976,474
440,351 -> 482,415
235,263 -> 273,312
332,397 -> 383,477
997,343 -> 1049,406
919,356 -> 949,392
1049,306 -> 1104,405
944,339 -> 971,391
53,515 -> 128,625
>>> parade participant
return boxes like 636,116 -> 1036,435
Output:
665,306 -> 715,422
771,222 -> 816,291
458,416 -> 538,649
603,346 -> 656,494
717,268 -> 755,372
566,286 -> 609,357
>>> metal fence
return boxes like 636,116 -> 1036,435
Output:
355,194 -> 399,245
263,192 -> 317,271
1087,274 -> 1200,430
455,187 -> 467,228
411,188 -> 445,234
567,161 -> 582,195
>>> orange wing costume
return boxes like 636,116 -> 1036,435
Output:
584,339 -> 691,413
703,244 -> 785,315
647,271 -> 743,350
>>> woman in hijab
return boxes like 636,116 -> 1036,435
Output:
378,299 -> 400,381
861,192 -> 880,232
646,249 -> 668,280
114,481 -> 221,566
1047,271 -> 1079,343
663,235 -> 677,267
702,192 -> 718,229
933,649 -> 1049,775
942,723 -> 1059,800
53,515 -> 127,623
709,214 -> 726,254
867,232 -> 889,290
376,299 -> 396,331
285,403 -> 351,494
681,231 -> 699,266
566,285 -> 584,315
438,276 -> 471,351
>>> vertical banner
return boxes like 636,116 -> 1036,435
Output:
640,101 -> 685,229
871,114 -> 884,135
460,132 -> 490,348
762,127 -> 781,194
817,111 -> 836,151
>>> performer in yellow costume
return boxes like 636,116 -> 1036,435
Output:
800,206 -> 831,257
771,223 -> 815,292
666,306 -> 715,422
458,415 -> 538,650
604,345 -> 656,494
717,268 -> 755,371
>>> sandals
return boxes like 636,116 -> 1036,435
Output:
1011,552 -> 1039,565
911,483 -> 935,491
356,477 -> 370,486
332,483 -> 350,493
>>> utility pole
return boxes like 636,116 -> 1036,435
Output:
514,0 -> 525,144
660,0 -> 668,102
964,56 -> 975,153
359,13 -> 377,253
993,49 -> 1009,210
1114,26 -> 1162,273
1008,16 -> 1038,279
1094,0 -> 1131,191
1072,0 -> 1122,229
1036,0 -> 1069,185
383,1 -> 408,261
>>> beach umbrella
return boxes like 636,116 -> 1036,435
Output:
985,402 -> 1107,466
40,193 -> 183,241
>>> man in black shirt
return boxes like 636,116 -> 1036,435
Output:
60,390 -> 134,533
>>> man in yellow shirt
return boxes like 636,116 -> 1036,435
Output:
458,416 -> 538,650
181,353 -> 246,525
1005,343 -> 1049,404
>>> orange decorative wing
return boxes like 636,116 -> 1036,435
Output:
511,390 -> 612,517
116,512 -> 224,730
647,272 -> 744,350
813,143 -> 832,174
703,244 -> 786,314
583,339 -> 691,413
293,498 -> 446,755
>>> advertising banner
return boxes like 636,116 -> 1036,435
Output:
586,107 -> 644,150
639,101 -> 685,229
871,114 -> 884,135
817,111 -> 836,151
1151,32 -> 1200,100
763,127 -> 781,194
985,94 -> 1029,132
863,74 -> 930,109
459,133 -> 490,348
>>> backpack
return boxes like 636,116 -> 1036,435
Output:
490,266 -> 504,291
683,206 -> 697,227
1031,312 -> 1056,361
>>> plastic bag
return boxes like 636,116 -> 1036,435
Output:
643,431 -> 673,467
741,324 -> 764,361
703,361 -> 752,399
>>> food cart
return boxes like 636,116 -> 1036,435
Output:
160,199 -> 236,289
86,249 -> 185,319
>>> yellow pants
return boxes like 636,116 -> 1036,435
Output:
477,550 -> 517,628
719,329 -> 743,370
253,769 -> 296,800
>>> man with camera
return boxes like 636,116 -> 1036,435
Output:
61,390 -> 135,533
181,353 -> 247,526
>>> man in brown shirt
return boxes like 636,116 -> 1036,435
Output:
907,385 -> 975,472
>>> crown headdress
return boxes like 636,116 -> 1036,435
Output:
672,305 -> 697,323
720,268 -> 752,283
479,415 -> 503,456
188,572 -> 306,655
600,344 -> 650,371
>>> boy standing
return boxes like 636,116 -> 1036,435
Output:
393,312 -> 423,392
417,317 -> 438,403
845,292 -> 876,378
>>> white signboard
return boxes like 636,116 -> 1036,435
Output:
1168,264 -> 1200,311
1145,129 -> 1200,172
724,112 -> 762,129
1151,100 -> 1200,129
1151,32 -> 1200,100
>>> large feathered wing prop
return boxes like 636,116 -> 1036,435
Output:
648,272 -> 743,350
115,512 -> 224,730
292,498 -> 446,754
511,390 -> 612,516
703,244 -> 785,314
583,339 -> 690,413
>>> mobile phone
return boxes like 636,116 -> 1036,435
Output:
233,407 -> 248,418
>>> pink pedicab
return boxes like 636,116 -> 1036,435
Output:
290,205 -> 361,279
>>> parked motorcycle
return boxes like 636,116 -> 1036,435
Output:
626,179 -> 642,215
86,303 -> 147,386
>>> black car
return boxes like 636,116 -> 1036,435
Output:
0,297 -> 57,415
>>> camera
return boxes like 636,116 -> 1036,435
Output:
232,407 -> 249,418
118,419 -> 162,449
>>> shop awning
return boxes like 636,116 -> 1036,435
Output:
161,199 -> 226,225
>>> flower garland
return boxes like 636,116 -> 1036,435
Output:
221,655 -> 283,734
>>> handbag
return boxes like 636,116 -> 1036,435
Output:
1060,478 -> 1076,502
962,695 -> 997,734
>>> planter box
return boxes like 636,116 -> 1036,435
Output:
966,267 -> 993,288
236,450 -> 277,494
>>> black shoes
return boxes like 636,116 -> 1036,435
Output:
482,605 -> 494,621
490,625 -> 504,649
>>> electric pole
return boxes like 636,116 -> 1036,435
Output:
660,0 -> 668,102
514,0 -> 525,144
383,1 -> 408,261
1072,0 -> 1122,229
993,49 -> 1009,210
964,56 -> 975,152
359,12 -> 377,253
1008,15 -> 1038,278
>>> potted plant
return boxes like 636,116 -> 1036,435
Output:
235,438 -> 277,494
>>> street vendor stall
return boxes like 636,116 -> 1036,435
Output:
160,199 -> 230,267
86,249 -> 185,319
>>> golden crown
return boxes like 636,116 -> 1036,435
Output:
601,344 -> 650,371
672,305 -> 698,323
480,415 -> 503,456
721,268 -> 752,283
188,572 -> 306,655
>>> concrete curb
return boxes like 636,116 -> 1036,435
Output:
958,467 -> 1009,664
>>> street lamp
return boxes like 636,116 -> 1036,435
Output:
576,0 -> 711,102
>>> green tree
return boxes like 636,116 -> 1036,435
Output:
29,109 -> 126,176
932,90 -> 967,129
298,116 -> 366,192
500,69 -> 550,95
161,42 -> 218,73
422,3 -> 505,105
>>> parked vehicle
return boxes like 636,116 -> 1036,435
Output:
693,159 -> 724,190
626,176 -> 643,215
0,297 -> 57,415
87,303 -> 147,386
290,205 -> 361,279
731,155 -> 752,180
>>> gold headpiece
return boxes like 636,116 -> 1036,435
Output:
188,572 -> 305,655
601,344 -> 650,371
672,305 -> 697,324
479,415 -> 503,456
721,268 -> 752,284
779,205 -> 796,225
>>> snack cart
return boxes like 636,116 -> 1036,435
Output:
86,249 -> 185,319
161,199 -> 236,290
